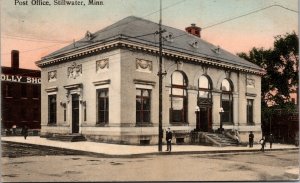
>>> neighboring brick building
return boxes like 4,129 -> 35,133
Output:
1,50 -> 41,132
36,16 -> 264,144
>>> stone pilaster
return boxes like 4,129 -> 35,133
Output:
233,94 -> 239,127
212,92 -> 221,130
188,89 -> 198,129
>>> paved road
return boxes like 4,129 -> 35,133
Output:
1,141 -> 299,182
1,141 -> 85,157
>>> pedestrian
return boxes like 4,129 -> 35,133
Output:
166,127 -> 173,152
21,125 -> 28,140
249,131 -> 254,148
269,133 -> 274,149
259,136 -> 266,152
295,132 -> 299,147
12,124 -> 17,135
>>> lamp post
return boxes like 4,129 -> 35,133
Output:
195,106 -> 200,131
219,107 -> 224,133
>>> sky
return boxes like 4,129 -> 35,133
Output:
1,0 -> 298,69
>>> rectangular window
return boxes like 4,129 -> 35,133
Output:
33,106 -> 39,122
136,89 -> 151,123
6,106 -> 13,121
84,106 -> 87,121
4,83 -> 13,98
21,107 -> 28,121
97,89 -> 109,124
48,95 -> 57,124
21,84 -> 27,98
64,108 -> 67,122
247,99 -> 254,124
221,93 -> 233,123
32,85 -> 40,99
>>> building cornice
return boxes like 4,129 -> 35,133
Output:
36,39 -> 265,76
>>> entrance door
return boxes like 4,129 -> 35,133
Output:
72,94 -> 79,133
196,106 -> 212,132
200,107 -> 208,131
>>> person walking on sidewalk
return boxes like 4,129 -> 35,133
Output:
166,128 -> 173,152
269,133 -> 274,149
21,125 -> 28,140
249,131 -> 254,148
259,136 -> 266,152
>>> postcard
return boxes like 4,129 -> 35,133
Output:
1,0 -> 299,182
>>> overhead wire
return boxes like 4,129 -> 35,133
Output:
172,4 -> 298,40
5,2 -> 294,54
2,35 -> 71,44
1,0 -> 186,57
203,4 -> 298,30
1,0 -> 186,45
1,44 -> 66,56
2,2 -> 297,72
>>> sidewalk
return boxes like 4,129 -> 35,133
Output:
1,136 -> 298,156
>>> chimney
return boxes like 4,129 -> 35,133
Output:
185,23 -> 201,38
11,50 -> 19,69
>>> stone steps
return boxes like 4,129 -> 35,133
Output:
204,133 -> 238,147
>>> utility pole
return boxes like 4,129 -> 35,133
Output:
158,0 -> 163,152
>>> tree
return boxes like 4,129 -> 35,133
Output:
237,32 -> 298,135
238,32 -> 298,107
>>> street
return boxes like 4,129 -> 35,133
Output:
1,141 -> 299,182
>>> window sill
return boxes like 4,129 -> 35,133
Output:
222,122 -> 234,125
170,122 -> 189,126
95,123 -> 109,127
247,123 -> 255,126
135,123 -> 153,127
47,123 -> 57,126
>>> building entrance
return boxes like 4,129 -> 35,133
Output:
72,94 -> 79,133
196,107 -> 212,132
196,97 -> 212,132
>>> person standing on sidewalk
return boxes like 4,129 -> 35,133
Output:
249,131 -> 254,148
259,136 -> 266,152
166,128 -> 173,152
269,133 -> 274,149
12,125 -> 17,135
21,125 -> 28,140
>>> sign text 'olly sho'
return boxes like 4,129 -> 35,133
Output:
1,74 -> 41,84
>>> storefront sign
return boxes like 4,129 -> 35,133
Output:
1,74 -> 41,84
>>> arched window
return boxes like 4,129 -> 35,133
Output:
221,79 -> 233,123
169,71 -> 188,123
198,75 -> 212,100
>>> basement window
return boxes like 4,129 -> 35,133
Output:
176,138 -> 185,144
140,140 -> 150,145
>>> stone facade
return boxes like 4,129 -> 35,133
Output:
37,16 -> 264,145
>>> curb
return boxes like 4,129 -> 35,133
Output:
2,140 -> 299,158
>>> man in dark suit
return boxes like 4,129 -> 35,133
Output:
249,131 -> 254,148
166,128 -> 173,152
269,134 -> 274,149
